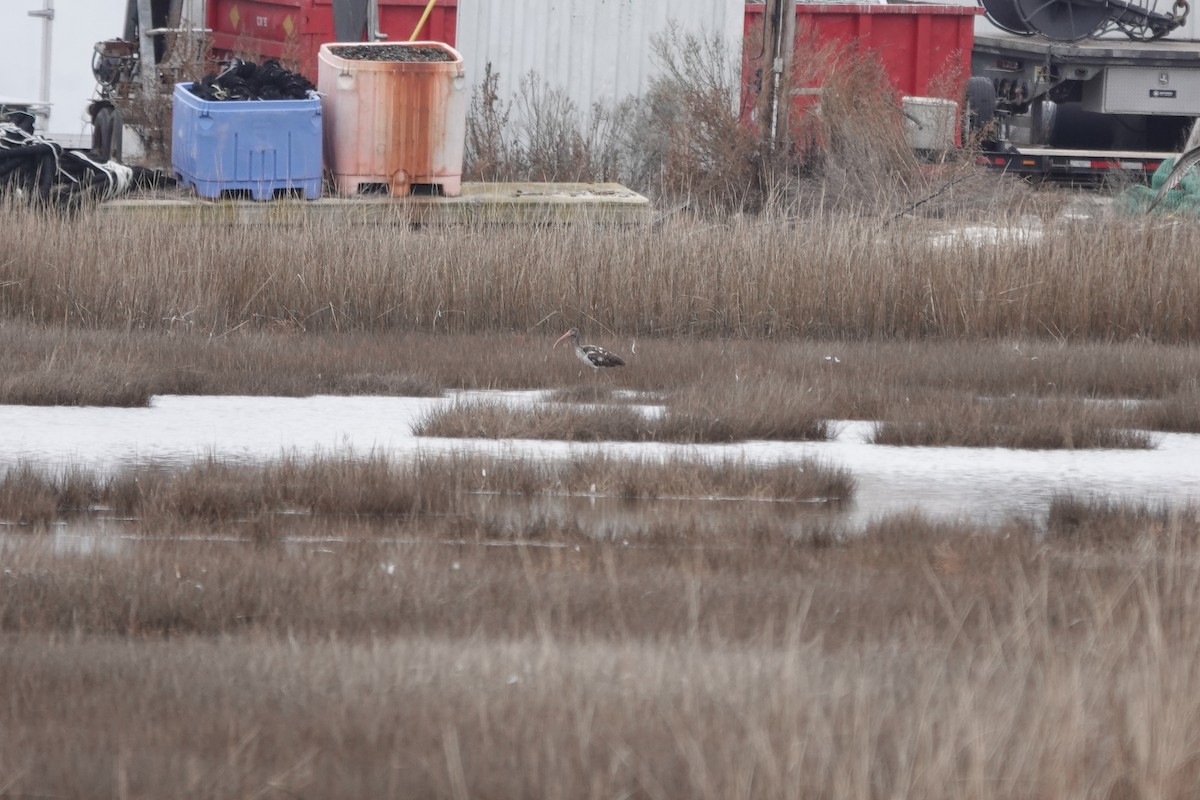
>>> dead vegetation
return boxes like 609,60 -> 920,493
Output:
4,320 -> 1196,447
871,393 -> 1153,449
4,499 -> 1200,797
5,207 -> 1200,343
0,452 -> 853,530
413,393 -> 833,444
465,26 -> 1000,217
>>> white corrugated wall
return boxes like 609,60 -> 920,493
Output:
455,0 -> 744,116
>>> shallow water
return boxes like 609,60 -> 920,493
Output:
2,392 -> 1199,530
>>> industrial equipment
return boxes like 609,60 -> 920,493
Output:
967,0 -> 1200,179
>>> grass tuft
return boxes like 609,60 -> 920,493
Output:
413,398 -> 654,441
0,462 -> 102,525
0,452 -> 852,529
871,393 -> 1154,449
1045,493 -> 1194,545
415,393 -> 833,444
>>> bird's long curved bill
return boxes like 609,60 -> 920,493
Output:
553,332 -> 572,348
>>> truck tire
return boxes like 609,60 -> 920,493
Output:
89,104 -> 123,163
965,77 -> 998,149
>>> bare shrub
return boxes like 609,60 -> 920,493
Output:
464,62 -> 515,179
464,27 -> 768,213
465,65 -> 631,183
112,30 -> 215,166
628,26 -> 763,212
799,48 -> 923,213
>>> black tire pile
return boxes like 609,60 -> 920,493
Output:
1,110 -> 170,210
188,58 -> 317,101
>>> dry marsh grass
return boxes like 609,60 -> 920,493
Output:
413,398 -> 654,441
6,320 -> 1196,446
1134,386 -> 1200,433
872,392 -> 1154,449
414,393 -> 833,444
9,320 -> 1197,408
0,463 -> 99,525
6,321 -> 1198,403
4,503 -> 1200,797
5,206 -> 1200,342
1046,493 -> 1195,545
0,452 -> 852,529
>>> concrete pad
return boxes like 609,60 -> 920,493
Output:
98,182 -> 654,226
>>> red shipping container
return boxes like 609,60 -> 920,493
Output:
206,0 -> 458,79
744,3 -> 977,140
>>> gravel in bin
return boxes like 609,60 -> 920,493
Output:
328,44 -> 454,62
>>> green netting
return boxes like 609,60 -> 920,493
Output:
1116,157 -> 1200,215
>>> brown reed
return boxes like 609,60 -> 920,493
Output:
413,393 -> 833,444
871,392 -> 1153,449
3,202 -> 1198,342
0,451 -> 852,529
4,503 -> 1200,797
6,321 -> 1199,402
1045,493 -> 1194,545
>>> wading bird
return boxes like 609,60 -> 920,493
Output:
554,327 -> 626,371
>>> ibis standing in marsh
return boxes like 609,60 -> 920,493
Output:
554,327 -> 626,371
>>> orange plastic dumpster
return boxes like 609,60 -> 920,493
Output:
318,41 -> 468,197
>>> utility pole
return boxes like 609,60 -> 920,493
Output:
137,0 -> 158,95
756,0 -> 796,155
27,0 -> 54,126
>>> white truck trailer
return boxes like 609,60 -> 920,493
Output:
967,0 -> 1200,179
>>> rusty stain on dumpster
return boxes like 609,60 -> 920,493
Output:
318,41 -> 468,197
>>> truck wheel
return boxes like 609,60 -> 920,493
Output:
964,77 -> 998,149
89,104 -> 123,162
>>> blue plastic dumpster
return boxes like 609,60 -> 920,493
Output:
171,83 -> 323,201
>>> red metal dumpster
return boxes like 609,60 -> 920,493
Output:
743,2 -> 978,139
206,0 -> 458,79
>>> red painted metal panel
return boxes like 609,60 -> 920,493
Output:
744,3 -> 979,104
377,0 -> 457,44
206,0 -> 457,79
